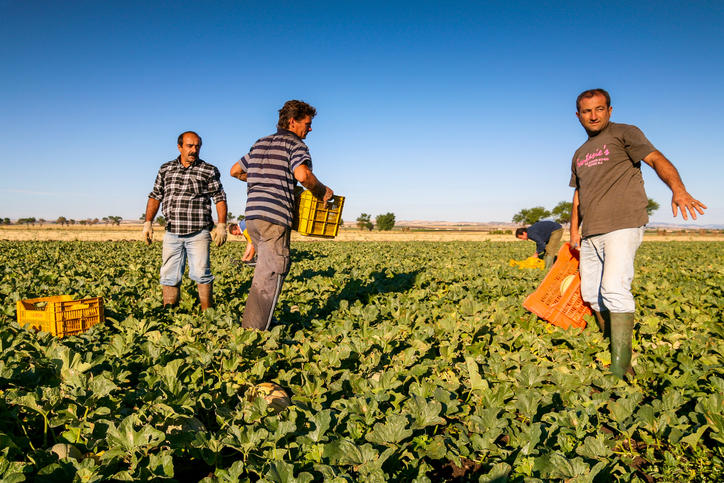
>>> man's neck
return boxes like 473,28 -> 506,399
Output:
179,156 -> 195,168
586,121 -> 611,138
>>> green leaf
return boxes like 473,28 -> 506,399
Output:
266,461 -> 314,483
479,462 -> 511,483
308,409 -> 332,443
575,434 -> 612,460
365,414 -> 413,446
407,395 -> 446,430
465,356 -> 487,393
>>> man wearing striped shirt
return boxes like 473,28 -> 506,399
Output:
143,131 -> 228,310
231,100 -> 333,330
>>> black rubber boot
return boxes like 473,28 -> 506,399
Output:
610,312 -> 634,378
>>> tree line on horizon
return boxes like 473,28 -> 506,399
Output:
512,198 -> 660,226
1,216 -> 125,226
355,213 -> 396,231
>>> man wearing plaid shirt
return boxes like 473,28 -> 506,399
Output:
143,131 -> 228,310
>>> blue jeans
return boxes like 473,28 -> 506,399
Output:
580,227 -> 644,313
160,229 -> 213,285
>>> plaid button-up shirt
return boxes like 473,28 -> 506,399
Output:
149,157 -> 226,235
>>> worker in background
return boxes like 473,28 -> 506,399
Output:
515,220 -> 564,270
228,220 -> 256,266
143,131 -> 227,310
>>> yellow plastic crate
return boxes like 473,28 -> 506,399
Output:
16,295 -> 104,338
293,190 -> 345,238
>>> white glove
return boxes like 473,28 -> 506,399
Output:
142,221 -> 153,245
211,222 -> 227,247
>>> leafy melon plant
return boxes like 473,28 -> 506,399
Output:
0,240 -> 722,481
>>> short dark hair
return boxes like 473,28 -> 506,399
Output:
576,89 -> 611,112
277,100 -> 317,130
515,227 -> 527,238
177,131 -> 202,147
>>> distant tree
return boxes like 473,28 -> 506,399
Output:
108,216 -> 122,225
38,218 -> 46,225
646,198 -> 660,216
102,217 -> 110,224
2,218 -> 10,225
552,201 -> 573,225
17,217 -> 37,225
227,212 -> 234,222
139,213 -> 146,221
375,212 -> 396,231
56,216 -> 68,225
155,216 -> 166,227
512,206 -> 551,225
356,213 -> 373,231
69,219 -> 76,225
237,214 -> 245,222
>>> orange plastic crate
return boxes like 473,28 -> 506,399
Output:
523,243 -> 591,329
16,295 -> 104,337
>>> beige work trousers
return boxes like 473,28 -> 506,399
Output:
241,219 -> 291,330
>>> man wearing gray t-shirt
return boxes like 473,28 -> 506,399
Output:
569,88 -> 706,379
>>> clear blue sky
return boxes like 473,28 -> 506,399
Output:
2,0 -> 723,224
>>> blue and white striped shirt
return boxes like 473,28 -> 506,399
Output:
239,129 -> 311,227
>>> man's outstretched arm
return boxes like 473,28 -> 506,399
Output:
643,150 -> 707,220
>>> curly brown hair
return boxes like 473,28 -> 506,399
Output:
277,100 -> 317,130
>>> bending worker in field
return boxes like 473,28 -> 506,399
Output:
569,89 -> 706,378
515,220 -> 564,270
143,131 -> 228,310
230,100 -> 333,331
228,220 -> 257,265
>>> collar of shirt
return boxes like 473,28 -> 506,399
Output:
275,128 -> 302,140
176,155 -> 199,169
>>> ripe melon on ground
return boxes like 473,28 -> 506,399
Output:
247,382 -> 291,412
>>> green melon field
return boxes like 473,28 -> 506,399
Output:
0,240 -> 722,482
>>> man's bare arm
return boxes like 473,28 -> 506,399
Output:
643,150 -> 707,220
215,201 -> 228,224
570,189 -> 581,248
230,161 -> 247,182
294,164 -> 333,201
145,198 -> 161,222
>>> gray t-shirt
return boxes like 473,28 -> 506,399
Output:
569,122 -> 655,237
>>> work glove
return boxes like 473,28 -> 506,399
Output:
142,221 -> 153,245
211,222 -> 227,247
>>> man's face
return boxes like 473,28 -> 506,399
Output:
576,94 -> 612,134
178,133 -> 201,165
288,116 -> 312,139
517,233 -> 528,241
